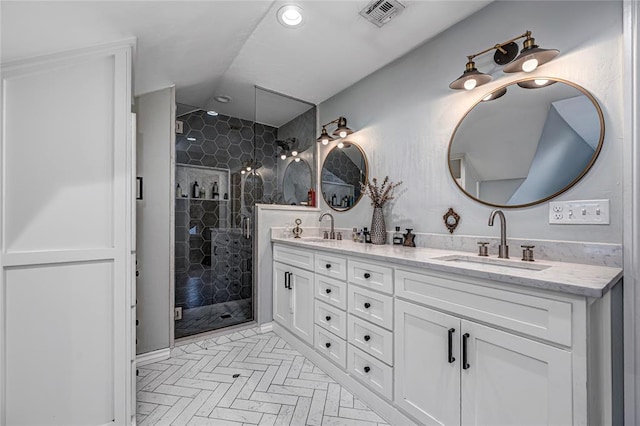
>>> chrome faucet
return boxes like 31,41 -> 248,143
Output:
488,209 -> 509,258
319,212 -> 335,239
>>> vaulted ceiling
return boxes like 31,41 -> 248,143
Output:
1,1 -> 491,124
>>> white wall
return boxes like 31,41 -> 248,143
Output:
318,1 -> 623,244
136,87 -> 175,354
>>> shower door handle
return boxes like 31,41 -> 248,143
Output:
242,216 -> 251,239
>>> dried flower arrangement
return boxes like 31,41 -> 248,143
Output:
360,176 -> 403,208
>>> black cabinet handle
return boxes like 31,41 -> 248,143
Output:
325,316 -> 331,321
364,366 -> 371,373
136,319 -> 139,326
364,272 -> 371,279
364,302 -> 371,309
284,272 -> 290,289
364,335 -> 371,342
462,333 -> 470,370
326,263 -> 332,269
325,342 -> 331,348
448,328 -> 456,364
325,288 -> 332,294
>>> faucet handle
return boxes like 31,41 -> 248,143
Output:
323,230 -> 329,239
336,232 -> 342,240
521,245 -> 535,262
477,242 -> 489,257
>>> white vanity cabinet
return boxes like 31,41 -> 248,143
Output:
271,239 -> 620,426
273,245 -> 315,345
395,299 -> 572,426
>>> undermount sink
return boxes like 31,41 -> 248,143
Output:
299,237 -> 333,243
434,254 -> 551,271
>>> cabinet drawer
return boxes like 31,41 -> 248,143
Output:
348,315 -> 393,365
315,300 -> 347,339
396,268 -> 573,346
315,252 -> 347,280
273,244 -> 314,271
315,275 -> 347,310
348,285 -> 393,330
315,325 -> 346,369
348,259 -> 393,294
347,345 -> 393,400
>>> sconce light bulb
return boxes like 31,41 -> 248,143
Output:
295,158 -> 301,162
337,142 -> 345,149
291,150 -> 298,156
464,78 -> 477,91
321,139 -> 329,145
280,154 -> 287,160
522,58 -> 538,72
241,170 -> 246,174
339,131 -> 347,138
535,79 -> 548,86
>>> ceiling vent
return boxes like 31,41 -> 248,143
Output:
359,0 -> 406,28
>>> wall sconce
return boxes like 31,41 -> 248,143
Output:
316,116 -> 354,145
240,159 -> 261,174
449,30 -> 559,91
276,137 -> 301,160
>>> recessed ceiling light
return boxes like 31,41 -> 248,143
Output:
213,95 -> 232,103
207,110 -> 219,116
277,5 -> 304,28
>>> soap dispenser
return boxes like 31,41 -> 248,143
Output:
393,226 -> 403,245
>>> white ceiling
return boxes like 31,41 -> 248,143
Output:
1,0 -> 491,125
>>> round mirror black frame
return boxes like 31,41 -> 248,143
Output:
321,142 -> 369,212
447,76 -> 605,208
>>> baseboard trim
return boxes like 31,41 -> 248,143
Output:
259,322 -> 273,333
272,323 -> 418,426
136,348 -> 170,366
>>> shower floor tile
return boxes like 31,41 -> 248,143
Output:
137,329 -> 390,426
175,298 -> 253,339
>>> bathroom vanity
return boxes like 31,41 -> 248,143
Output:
271,236 -> 622,426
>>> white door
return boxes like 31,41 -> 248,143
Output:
461,321 -> 573,426
0,43 -> 133,425
273,262 -> 292,327
394,299 -> 461,426
290,267 -> 314,345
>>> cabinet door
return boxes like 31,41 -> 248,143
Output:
461,321 -> 572,426
273,262 -> 292,328
291,268 -> 315,345
394,300 -> 461,426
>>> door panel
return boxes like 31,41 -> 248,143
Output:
291,268 -> 314,344
394,299 -> 461,426
461,321 -> 572,426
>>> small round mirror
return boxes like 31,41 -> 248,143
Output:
448,77 -> 604,208
321,143 -> 368,211
283,159 -> 312,205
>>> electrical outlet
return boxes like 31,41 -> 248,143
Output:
174,307 -> 183,320
549,200 -> 610,224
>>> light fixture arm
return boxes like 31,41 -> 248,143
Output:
466,31 -> 531,62
320,117 -> 342,128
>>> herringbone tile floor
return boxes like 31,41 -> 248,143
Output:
136,328 -> 391,425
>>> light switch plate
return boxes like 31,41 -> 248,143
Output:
549,199 -> 610,224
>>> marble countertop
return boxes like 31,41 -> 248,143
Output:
271,236 -> 623,298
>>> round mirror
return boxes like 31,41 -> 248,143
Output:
283,159 -> 312,205
321,143 -> 368,211
448,77 -> 604,208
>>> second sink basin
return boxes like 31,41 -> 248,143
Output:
434,254 -> 551,271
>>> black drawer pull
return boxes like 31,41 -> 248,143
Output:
325,288 -> 332,294
326,264 -> 332,269
136,320 -> 139,326
325,316 -> 331,321
448,328 -> 456,364
364,302 -> 371,309
364,335 -> 371,342
364,366 -> 371,373
463,333 -> 470,370
325,342 -> 331,348
364,272 -> 371,279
